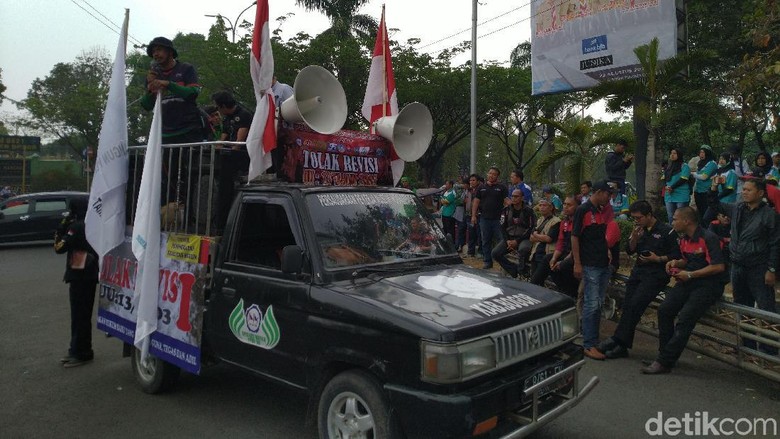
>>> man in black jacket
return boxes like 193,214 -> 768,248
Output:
54,198 -> 99,368
492,189 -> 536,277
605,139 -> 633,195
598,200 -> 680,359
711,177 -> 779,354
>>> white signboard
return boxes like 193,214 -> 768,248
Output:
531,0 -> 678,95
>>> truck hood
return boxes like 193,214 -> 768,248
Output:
340,265 -> 573,341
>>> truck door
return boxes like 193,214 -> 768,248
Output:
209,194 -> 310,388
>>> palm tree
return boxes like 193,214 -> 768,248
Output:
295,0 -> 377,41
591,37 -> 712,207
533,116 -> 631,195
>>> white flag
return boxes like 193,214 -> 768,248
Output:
86,10 -> 129,262
132,92 -> 163,358
246,0 -> 277,182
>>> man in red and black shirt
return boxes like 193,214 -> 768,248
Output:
571,180 -> 615,360
642,206 -> 726,374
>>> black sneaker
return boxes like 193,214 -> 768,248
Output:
597,338 -> 618,354
63,357 -> 93,368
59,355 -> 75,364
605,345 -> 629,359
482,262 -> 493,269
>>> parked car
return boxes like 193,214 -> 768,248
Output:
0,191 -> 88,243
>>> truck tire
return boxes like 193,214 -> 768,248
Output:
318,370 -> 401,439
131,347 -> 181,394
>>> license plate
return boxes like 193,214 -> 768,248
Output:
523,362 -> 565,399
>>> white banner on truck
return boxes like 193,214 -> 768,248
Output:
530,0 -> 677,95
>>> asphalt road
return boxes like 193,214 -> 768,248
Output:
2,243 -> 779,438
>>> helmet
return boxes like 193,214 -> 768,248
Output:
146,37 -> 178,59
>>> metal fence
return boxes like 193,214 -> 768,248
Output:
127,141 -> 247,237
610,273 -> 780,383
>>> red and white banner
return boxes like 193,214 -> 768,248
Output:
362,7 -> 403,186
246,0 -> 277,181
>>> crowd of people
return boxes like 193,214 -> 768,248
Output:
433,140 -> 779,374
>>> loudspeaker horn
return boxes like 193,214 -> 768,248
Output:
280,65 -> 348,135
373,102 -> 433,162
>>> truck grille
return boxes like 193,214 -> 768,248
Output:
494,317 -> 563,366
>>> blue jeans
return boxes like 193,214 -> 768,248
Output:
665,201 -> 688,223
581,265 -> 611,349
479,218 -> 503,265
732,263 -> 778,354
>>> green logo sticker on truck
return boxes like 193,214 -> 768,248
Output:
229,299 -> 281,349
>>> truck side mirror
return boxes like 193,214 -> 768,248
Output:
281,245 -> 304,274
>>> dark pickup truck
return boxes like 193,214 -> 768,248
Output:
99,182 -> 597,438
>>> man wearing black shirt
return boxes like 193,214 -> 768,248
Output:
212,91 -> 254,231
598,200 -> 680,359
642,206 -> 726,374
471,167 -> 508,269
605,139 -> 633,195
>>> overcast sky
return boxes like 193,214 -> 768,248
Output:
0,0 -> 538,130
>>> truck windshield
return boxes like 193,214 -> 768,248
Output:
305,192 -> 454,268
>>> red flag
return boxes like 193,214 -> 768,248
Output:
247,0 -> 277,181
362,6 -> 404,185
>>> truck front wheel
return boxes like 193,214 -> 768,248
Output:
131,347 -> 181,394
318,370 -> 401,439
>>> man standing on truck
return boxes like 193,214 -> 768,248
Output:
597,200 -> 679,359
472,167 -> 508,269
642,206 -> 726,374
571,180 -> 614,360
212,90 -> 254,232
141,37 -> 202,206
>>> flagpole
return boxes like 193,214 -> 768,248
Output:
124,9 -> 129,56
381,5 -> 387,120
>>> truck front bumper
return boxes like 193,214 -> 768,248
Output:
384,344 -> 599,438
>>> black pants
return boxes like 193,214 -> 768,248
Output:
656,279 -> 722,367
693,191 -> 709,224
442,216 -> 457,242
612,269 -> 669,349
216,150 -> 249,232
69,279 -> 97,360
549,256 -> 579,298
732,263 -> 779,355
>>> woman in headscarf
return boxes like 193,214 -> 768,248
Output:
691,144 -> 717,223
712,152 -> 738,202
663,147 -> 690,222
751,151 -> 773,179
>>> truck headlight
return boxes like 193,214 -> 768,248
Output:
561,308 -> 579,340
421,338 -> 496,383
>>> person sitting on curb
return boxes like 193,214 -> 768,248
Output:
597,200 -> 679,359
492,189 -> 535,278
642,206 -> 726,374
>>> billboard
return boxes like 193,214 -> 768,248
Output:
531,0 -> 678,95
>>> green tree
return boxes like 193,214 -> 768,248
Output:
19,49 -> 112,158
591,38 -> 712,207
533,116 -> 631,195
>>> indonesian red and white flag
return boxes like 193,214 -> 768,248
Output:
86,9 -> 129,264
246,0 -> 277,182
361,6 -> 403,186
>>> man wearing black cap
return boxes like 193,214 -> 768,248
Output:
141,37 -> 202,144
140,37 -> 202,208
571,180 -> 615,360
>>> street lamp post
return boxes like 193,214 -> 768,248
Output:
205,1 -> 257,43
